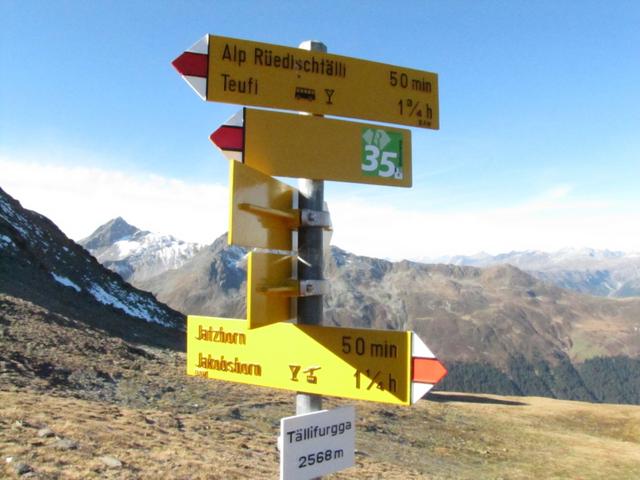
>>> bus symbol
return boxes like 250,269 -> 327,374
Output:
294,87 -> 316,101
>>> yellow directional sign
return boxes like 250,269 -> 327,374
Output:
228,160 -> 297,251
247,252 -> 296,329
173,35 -> 439,129
213,109 -> 412,187
187,316 -> 413,405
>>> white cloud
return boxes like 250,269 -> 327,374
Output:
2,156 -> 638,260
0,157 -> 228,244
329,186 -> 640,260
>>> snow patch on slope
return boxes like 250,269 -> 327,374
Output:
88,282 -> 172,327
0,195 -> 48,247
0,234 -> 15,249
51,272 -> 82,292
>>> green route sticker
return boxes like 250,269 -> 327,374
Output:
361,128 -> 403,180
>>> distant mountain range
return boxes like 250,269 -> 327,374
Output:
423,249 -> 640,298
83,218 -> 640,302
80,216 -> 640,403
3,192 -> 640,404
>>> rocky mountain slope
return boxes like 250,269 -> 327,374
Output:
325,249 -> 640,402
325,248 -> 640,363
136,235 -> 246,319
428,248 -> 640,298
0,186 -> 184,332
85,218 -> 640,301
79,217 -> 202,284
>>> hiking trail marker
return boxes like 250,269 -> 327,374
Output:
278,406 -> 356,480
172,34 -> 439,129
175,32 -> 444,480
213,108 -> 412,187
187,316 -> 447,405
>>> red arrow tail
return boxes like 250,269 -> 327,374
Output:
210,125 -> 244,152
172,52 -> 208,77
412,358 -> 448,384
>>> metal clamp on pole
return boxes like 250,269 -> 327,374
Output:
259,280 -> 328,297
299,279 -> 329,297
299,209 -> 332,228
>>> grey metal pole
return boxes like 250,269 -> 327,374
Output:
296,39 -> 327,417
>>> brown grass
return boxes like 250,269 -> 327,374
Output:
1,294 -> 638,479
1,384 -> 639,479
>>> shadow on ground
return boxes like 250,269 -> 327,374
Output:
427,392 -> 528,406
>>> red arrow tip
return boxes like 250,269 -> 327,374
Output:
412,358 -> 448,384
172,51 -> 208,77
210,125 -> 244,152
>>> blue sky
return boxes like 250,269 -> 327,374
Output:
1,1 -> 639,259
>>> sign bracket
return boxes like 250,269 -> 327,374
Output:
259,279 -> 329,297
300,208 -> 332,229
239,202 -> 332,230
260,283 -> 298,296
239,203 -> 300,227
299,279 -> 329,296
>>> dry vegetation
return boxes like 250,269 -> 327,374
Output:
2,380 -> 639,479
1,294 -> 639,479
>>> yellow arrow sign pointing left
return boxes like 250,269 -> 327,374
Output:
173,34 -> 439,129
214,108 -> 412,187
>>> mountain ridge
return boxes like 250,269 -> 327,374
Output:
11,205 -> 639,403
80,217 -> 202,284
421,248 -> 640,298
0,186 -> 185,336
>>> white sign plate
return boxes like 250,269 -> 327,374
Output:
279,406 -> 356,480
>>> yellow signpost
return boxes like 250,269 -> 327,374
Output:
228,160 -> 298,251
187,315 -> 414,405
173,35 -> 448,414
247,251 -> 296,329
213,108 -> 412,187
173,35 -> 439,129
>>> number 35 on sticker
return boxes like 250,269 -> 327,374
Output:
361,128 -> 404,180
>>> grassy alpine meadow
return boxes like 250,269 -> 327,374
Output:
1,377 -> 639,479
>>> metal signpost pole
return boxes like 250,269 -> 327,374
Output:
173,32 -> 445,480
296,40 -> 327,419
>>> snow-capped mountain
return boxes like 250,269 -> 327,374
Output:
431,248 -> 629,270
80,217 -> 202,285
422,248 -> 640,298
0,186 -> 184,329
136,234 -> 247,318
